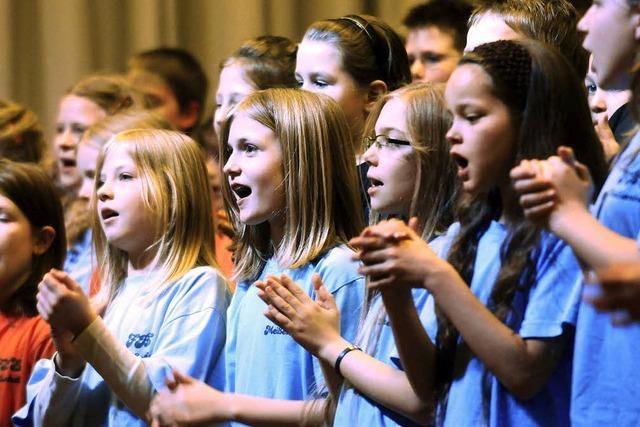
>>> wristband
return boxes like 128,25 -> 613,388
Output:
334,343 -> 362,377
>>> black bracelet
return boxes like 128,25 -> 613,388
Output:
334,344 -> 361,377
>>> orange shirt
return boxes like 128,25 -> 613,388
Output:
215,233 -> 235,290
0,313 -> 55,427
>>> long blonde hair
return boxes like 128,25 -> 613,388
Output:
220,88 -> 364,282
92,129 -> 218,307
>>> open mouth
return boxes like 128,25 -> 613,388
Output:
59,158 -> 77,168
368,177 -> 384,187
101,208 -> 119,221
231,183 -> 252,200
450,153 -> 468,169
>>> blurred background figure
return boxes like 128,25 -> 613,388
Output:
402,0 -> 473,83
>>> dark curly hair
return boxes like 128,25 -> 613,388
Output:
435,39 -> 607,422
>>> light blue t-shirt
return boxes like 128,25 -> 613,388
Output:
421,221 -> 581,427
64,229 -> 93,294
572,134 -> 640,426
332,289 -> 431,427
225,244 -> 364,425
14,266 -> 229,427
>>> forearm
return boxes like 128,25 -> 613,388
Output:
227,395 -> 320,426
552,207 -> 640,269
73,317 -> 154,421
430,273 -> 560,399
318,338 -> 431,424
319,358 -> 343,401
381,289 -> 436,408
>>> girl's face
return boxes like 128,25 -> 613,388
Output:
214,62 -> 257,137
223,113 -> 285,231
96,144 -> 157,261
295,39 -> 369,135
445,64 -> 516,195
578,0 -> 639,90
364,98 -> 416,216
54,95 -> 106,190
0,195 -> 44,306
76,139 -> 101,202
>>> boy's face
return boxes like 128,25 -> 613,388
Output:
128,70 -> 198,131
405,25 -> 462,83
578,0 -> 640,90
465,12 -> 520,52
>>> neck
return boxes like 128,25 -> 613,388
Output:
127,247 -> 158,277
269,215 -> 285,250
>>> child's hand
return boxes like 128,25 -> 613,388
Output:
149,370 -> 231,425
350,218 -> 413,260
594,115 -> 620,161
584,264 -> 640,325
354,219 -> 448,291
256,274 -> 341,357
37,269 -> 97,337
512,147 -> 592,232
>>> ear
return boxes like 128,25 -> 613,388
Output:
364,80 -> 388,113
176,101 -> 201,131
32,226 -> 56,256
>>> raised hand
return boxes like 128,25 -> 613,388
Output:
256,274 -> 341,356
351,219 -> 450,291
511,146 -> 592,231
36,269 -> 97,337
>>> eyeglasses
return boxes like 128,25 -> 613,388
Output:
363,134 -> 412,150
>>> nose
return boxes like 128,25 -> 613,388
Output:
56,128 -> 76,150
78,178 -> 93,201
214,105 -> 229,138
446,122 -> 461,145
96,179 -> 113,202
362,142 -> 379,166
410,59 -> 424,82
590,89 -> 607,115
222,150 -> 240,177
577,6 -> 592,33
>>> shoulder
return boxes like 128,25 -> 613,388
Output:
164,266 -> 230,313
430,222 -> 460,258
312,244 -> 364,293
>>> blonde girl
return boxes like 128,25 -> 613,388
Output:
212,35 -> 299,279
68,110 -> 173,292
15,129 -> 229,426
256,83 -> 458,426
57,75 -> 146,291
149,88 -> 365,426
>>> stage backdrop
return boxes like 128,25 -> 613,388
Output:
0,0 -> 421,138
